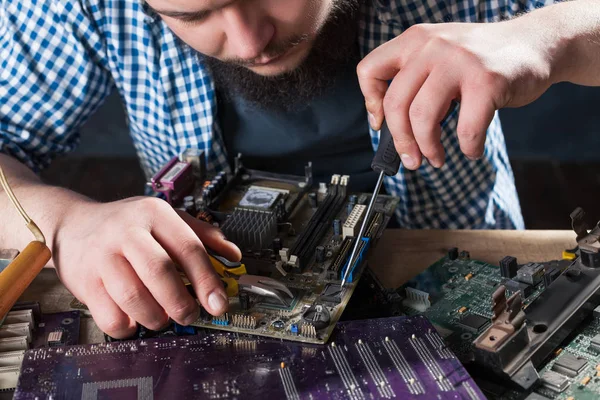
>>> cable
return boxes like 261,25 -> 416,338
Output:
0,165 -> 45,244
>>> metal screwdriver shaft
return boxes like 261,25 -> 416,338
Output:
341,120 -> 401,287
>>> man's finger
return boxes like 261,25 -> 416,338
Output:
409,69 -> 460,168
101,254 -> 169,331
83,280 -> 137,339
177,210 -> 241,262
151,214 -> 230,318
357,32 -> 423,130
456,91 -> 496,160
382,59 -> 430,170
122,229 -> 202,325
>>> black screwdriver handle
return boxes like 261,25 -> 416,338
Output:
371,120 -> 401,176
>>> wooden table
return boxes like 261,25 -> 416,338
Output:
18,229 -> 578,344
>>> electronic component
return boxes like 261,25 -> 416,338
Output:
14,316 -> 485,399
332,219 -> 341,237
318,284 -> 343,305
500,256 -> 519,279
541,370 -> 570,392
402,287 -> 431,312
504,279 -> 534,298
342,204 -> 366,238
589,334 -> 600,352
464,273 -> 473,281
238,186 -> 282,210
315,246 -> 325,263
516,262 -> 545,286
459,251 -> 470,259
181,148 -> 205,180
238,292 -> 250,310
308,192 -> 318,208
448,247 -> 459,261
581,376 -> 591,385
221,209 -> 277,251
543,266 -> 561,288
458,306 -> 468,314
458,314 -> 489,333
552,353 -> 588,377
150,156 -> 194,204
46,331 -> 63,347
301,304 -> 330,330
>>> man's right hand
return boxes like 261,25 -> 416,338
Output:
54,196 -> 241,338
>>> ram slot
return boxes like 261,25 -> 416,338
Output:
296,187 -> 346,267
289,183 -> 342,269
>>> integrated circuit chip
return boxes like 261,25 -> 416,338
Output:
457,314 -> 490,333
589,334 -> 600,353
541,370 -> 570,392
551,353 -> 588,377
238,186 -> 282,210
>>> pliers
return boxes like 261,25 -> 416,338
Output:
207,250 -> 294,306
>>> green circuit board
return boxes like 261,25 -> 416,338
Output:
402,252 -> 600,400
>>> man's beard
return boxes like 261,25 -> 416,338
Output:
199,0 -> 362,112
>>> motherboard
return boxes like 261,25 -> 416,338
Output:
14,315 -> 485,400
149,151 -> 398,344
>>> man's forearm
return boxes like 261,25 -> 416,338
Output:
0,154 -> 93,264
530,0 -> 600,86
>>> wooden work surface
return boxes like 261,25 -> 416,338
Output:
18,229 -> 577,344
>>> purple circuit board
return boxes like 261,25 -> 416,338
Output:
14,315 -> 484,399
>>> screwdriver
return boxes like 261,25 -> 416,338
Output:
341,120 -> 401,287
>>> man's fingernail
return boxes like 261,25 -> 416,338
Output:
208,291 -> 228,314
400,154 -> 417,169
466,154 -> 483,161
368,113 -> 377,130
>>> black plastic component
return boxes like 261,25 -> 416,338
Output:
458,314 -> 490,333
272,238 -> 282,252
505,279 -> 533,299
543,267 -> 561,288
308,192 -> 318,208
371,120 -> 401,176
302,304 -> 331,330
448,247 -> 459,261
239,292 -> 251,310
315,246 -> 326,263
500,256 -> 519,279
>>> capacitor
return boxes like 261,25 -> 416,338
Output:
272,238 -> 283,252
349,194 -> 358,205
239,292 -> 250,310
347,203 -> 354,216
308,192 -> 318,208
333,219 -> 341,236
207,184 -> 216,198
316,246 -> 325,263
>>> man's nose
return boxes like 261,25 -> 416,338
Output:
222,5 -> 275,61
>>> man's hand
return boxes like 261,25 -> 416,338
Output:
54,197 -> 241,339
357,14 -> 565,170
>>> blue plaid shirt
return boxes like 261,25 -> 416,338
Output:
0,0 -> 551,229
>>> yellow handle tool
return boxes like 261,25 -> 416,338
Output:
208,254 -> 247,297
0,241 -> 51,319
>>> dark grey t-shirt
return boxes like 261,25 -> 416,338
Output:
217,54 -> 378,193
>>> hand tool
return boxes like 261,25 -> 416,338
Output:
0,166 -> 52,322
200,249 -> 294,306
341,120 -> 401,287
